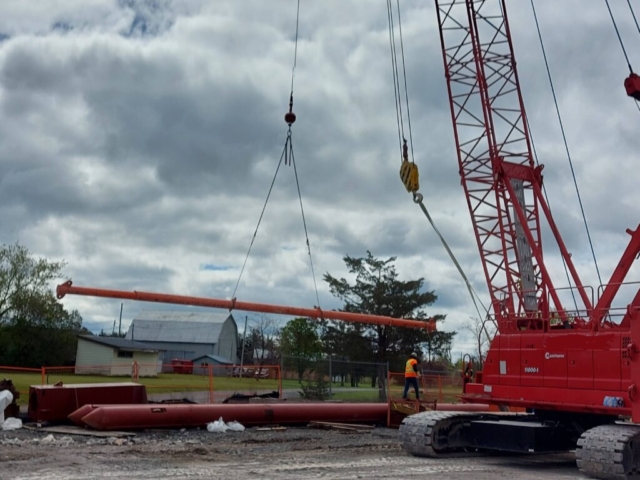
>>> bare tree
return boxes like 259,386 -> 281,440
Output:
249,314 -> 280,366
462,316 -> 496,364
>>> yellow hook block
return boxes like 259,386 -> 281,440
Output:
400,161 -> 420,193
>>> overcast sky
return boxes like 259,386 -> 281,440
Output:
0,0 -> 638,360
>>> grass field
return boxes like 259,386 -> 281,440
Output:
2,365 -> 464,406
332,385 -> 463,403
3,371 -> 393,405
4,372 -> 293,405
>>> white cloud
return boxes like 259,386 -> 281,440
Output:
0,1 -> 638,355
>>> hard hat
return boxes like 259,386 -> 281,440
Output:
410,352 -> 418,358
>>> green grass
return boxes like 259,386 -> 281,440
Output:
331,390 -> 383,403
3,369 -> 465,406
4,372 -> 291,405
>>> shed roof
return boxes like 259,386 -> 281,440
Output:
191,354 -> 234,365
125,311 -> 235,344
78,335 -> 159,353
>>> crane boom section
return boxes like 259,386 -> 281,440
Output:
435,0 -> 595,330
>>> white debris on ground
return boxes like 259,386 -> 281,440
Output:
206,417 -> 246,433
1,417 -> 22,430
0,389 -> 13,427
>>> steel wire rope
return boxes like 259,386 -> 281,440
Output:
502,1 -> 580,313
525,117 -> 580,314
604,0 -> 640,112
386,0 -> 405,155
604,0 -> 634,73
529,0 -> 603,288
288,137 -> 321,310
625,0 -> 640,112
290,0 -> 300,94
387,1 -> 490,327
413,195 -> 490,321
628,0 -> 640,37
395,0 -> 416,164
231,140 -> 288,301
233,0 -> 322,310
286,0 -> 322,310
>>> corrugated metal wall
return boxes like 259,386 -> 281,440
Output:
214,318 -> 238,363
110,352 -> 159,377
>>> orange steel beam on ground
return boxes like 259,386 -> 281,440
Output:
56,281 -> 436,331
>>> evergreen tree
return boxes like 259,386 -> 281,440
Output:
322,251 -> 454,373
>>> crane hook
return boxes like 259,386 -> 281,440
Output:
284,93 -> 297,125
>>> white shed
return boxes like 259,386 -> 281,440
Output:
75,335 -> 160,377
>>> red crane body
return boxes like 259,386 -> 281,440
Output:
434,0 -> 640,418
400,3 -> 640,478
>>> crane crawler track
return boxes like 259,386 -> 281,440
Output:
576,424 -> 640,480
398,411 -> 483,457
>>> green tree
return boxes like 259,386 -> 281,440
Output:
280,317 -> 322,381
323,251 -> 454,375
0,243 -> 84,367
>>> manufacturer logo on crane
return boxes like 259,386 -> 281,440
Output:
544,352 -> 565,360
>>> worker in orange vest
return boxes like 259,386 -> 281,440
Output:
402,352 -> 420,400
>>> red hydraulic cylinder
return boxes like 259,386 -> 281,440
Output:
77,403 -> 389,430
56,281 -> 435,331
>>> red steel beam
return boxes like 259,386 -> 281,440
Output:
56,281 -> 436,331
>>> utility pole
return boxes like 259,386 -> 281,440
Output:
118,303 -> 123,337
239,315 -> 248,378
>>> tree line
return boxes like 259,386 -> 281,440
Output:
0,243 -> 85,367
237,251 -> 456,379
0,243 -> 458,372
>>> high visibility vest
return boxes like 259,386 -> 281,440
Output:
405,358 -> 418,378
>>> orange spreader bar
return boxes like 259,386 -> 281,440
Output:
56,281 -> 436,331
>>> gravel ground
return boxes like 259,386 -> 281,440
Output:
0,425 -> 588,480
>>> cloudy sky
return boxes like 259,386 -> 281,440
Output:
0,0 -> 638,359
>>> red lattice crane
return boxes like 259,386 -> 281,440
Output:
435,0 -> 640,331
400,2 -> 640,478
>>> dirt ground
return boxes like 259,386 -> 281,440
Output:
0,424 -> 590,480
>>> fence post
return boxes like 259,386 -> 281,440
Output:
131,361 -> 139,382
328,356 -> 332,397
41,366 -> 45,385
438,374 -> 443,402
277,364 -> 283,399
208,364 -> 214,404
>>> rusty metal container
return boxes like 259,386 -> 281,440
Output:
28,382 -> 147,423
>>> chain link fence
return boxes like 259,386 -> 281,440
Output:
281,356 -> 389,402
